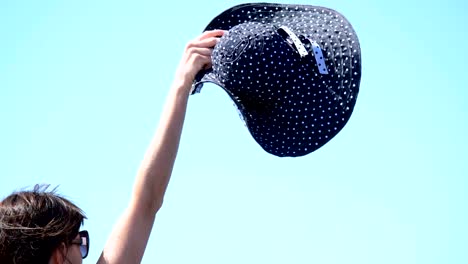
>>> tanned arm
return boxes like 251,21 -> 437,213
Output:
96,30 -> 225,264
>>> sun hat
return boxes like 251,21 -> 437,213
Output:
192,3 -> 361,157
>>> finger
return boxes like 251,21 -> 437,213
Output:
188,37 -> 220,49
201,55 -> 213,70
196,29 -> 226,41
189,52 -> 212,71
188,47 -> 213,57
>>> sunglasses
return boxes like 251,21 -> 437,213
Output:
71,230 -> 89,259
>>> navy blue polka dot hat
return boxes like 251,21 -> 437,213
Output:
192,3 -> 361,157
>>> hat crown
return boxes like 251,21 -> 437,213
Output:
214,22 -> 267,64
211,23 -> 277,115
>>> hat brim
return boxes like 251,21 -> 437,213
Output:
193,3 -> 361,157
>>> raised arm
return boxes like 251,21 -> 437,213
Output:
97,30 -> 225,264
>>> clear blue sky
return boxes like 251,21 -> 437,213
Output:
1,0 -> 467,263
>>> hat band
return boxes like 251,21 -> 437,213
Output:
276,26 -> 309,57
276,26 -> 329,75
303,38 -> 329,75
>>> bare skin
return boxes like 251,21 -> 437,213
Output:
92,30 -> 225,264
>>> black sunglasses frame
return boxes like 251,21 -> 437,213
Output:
71,230 -> 89,259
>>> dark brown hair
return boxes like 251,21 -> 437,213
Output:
0,184 -> 86,264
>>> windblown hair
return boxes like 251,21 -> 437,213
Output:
0,184 -> 86,264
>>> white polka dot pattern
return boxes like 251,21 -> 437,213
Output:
193,3 -> 361,157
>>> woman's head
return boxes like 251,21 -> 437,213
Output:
0,184 -> 87,264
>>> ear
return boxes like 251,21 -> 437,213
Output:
49,242 -> 67,264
